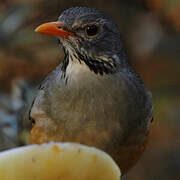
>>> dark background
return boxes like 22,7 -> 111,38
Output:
0,0 -> 180,179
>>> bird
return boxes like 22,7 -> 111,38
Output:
29,7 -> 153,175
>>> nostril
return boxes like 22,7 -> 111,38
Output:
57,26 -> 63,30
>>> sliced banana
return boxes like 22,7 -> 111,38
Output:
0,142 -> 121,180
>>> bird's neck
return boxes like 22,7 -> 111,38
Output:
65,58 -> 93,79
61,48 -> 120,78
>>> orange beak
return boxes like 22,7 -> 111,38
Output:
35,21 -> 76,39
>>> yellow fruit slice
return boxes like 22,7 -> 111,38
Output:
0,142 -> 121,180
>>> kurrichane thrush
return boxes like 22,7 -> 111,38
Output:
29,7 -> 153,175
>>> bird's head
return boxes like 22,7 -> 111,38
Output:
35,7 -> 127,75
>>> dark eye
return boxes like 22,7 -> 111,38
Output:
85,25 -> 99,38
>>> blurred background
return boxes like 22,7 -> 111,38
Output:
0,0 -> 179,179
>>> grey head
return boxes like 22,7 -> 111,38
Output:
37,7 -> 128,75
58,6 -> 124,54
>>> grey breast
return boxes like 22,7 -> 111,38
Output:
30,62 -> 153,148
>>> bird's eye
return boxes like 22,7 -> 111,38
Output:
85,25 -> 99,38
